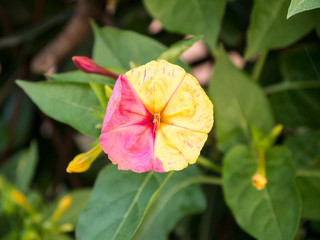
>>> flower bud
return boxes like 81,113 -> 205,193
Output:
252,173 -> 267,190
72,56 -> 118,79
11,190 -> 34,214
51,195 -> 72,222
67,144 -> 102,173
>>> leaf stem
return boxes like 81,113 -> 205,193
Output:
264,81 -> 320,94
197,156 -> 222,173
197,176 -> 222,185
252,51 -> 268,82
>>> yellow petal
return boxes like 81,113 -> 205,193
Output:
155,123 -> 208,171
125,60 -> 185,113
161,73 -> 213,133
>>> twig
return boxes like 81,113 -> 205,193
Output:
31,0 -> 106,74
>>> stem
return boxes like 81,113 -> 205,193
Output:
264,81 -> 320,94
197,156 -> 222,173
197,176 -> 222,185
257,149 -> 266,177
252,51 -> 268,82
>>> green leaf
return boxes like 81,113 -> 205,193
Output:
17,81 -> 101,137
158,36 -> 202,63
285,131 -> 320,220
76,165 -> 173,240
315,12 -> 320,37
0,141 -> 38,191
92,24 -> 166,70
223,145 -> 301,240
208,46 -> 274,152
143,0 -> 226,51
131,166 -> 206,240
245,0 -> 314,59
287,0 -> 320,18
268,45 -> 320,128
47,70 -> 116,86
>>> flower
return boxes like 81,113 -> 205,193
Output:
100,60 -> 213,173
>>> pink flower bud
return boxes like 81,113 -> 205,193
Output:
72,56 -> 118,80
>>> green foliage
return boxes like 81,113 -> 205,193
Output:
92,23 -> 166,69
209,47 -> 274,152
268,45 -> 320,128
131,166 -> 206,240
0,141 -> 38,192
245,0 -> 314,59
285,131 -> 320,220
76,165 -> 171,240
76,165 -> 208,240
5,0 -> 320,239
16,81 -> 102,137
288,0 -> 320,18
143,0 -> 226,51
223,145 -> 300,240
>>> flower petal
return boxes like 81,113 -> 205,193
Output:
155,123 -> 208,172
100,74 -> 164,173
161,73 -> 213,133
101,74 -> 151,132
125,60 -> 186,113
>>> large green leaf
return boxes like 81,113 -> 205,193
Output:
92,24 -> 166,70
209,47 -> 274,152
245,0 -> 314,59
223,145 -> 301,240
287,0 -> 320,18
285,131 -> 320,220
0,141 -> 38,192
17,81 -> 101,137
143,0 -> 226,51
131,166 -> 206,240
76,165 -> 172,240
267,45 -> 320,128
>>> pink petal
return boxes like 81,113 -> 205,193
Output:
100,74 -> 164,173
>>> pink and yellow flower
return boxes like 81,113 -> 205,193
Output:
100,60 -> 213,173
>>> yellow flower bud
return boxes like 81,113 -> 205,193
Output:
270,124 -> 283,140
51,195 -> 72,222
66,144 -> 102,173
252,173 -> 267,190
252,149 -> 267,190
11,189 -> 34,213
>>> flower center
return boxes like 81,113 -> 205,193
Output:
153,113 -> 161,132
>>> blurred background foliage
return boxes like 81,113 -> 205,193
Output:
0,0 -> 320,239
